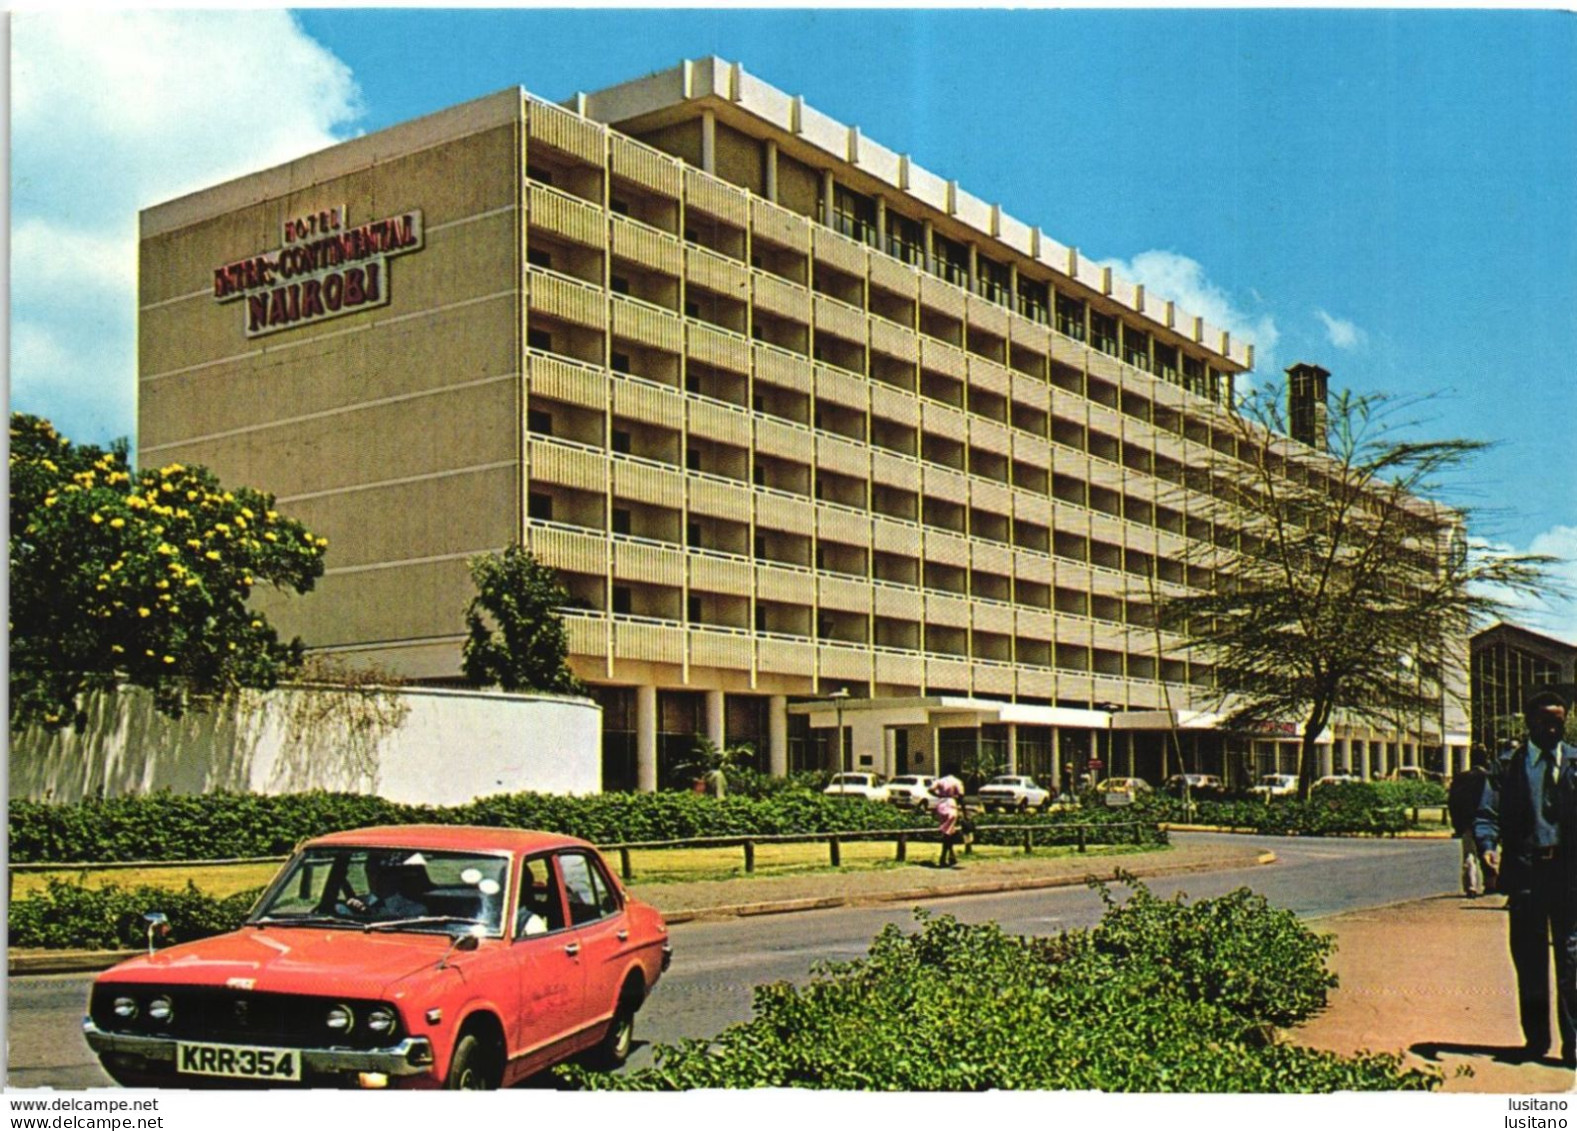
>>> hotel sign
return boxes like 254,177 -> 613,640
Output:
213,206 -> 424,338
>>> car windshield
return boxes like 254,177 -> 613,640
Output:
892,777 -> 925,786
830,775 -> 868,785
986,778 -> 1023,786
251,846 -> 510,936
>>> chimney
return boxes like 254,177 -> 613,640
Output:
1286,362 -> 1330,450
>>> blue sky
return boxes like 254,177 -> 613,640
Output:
10,8 -> 1576,641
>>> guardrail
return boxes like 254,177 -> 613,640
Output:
599,819 -> 1156,880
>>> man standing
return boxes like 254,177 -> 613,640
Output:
1475,690 -> 1576,1066
1449,754 -> 1491,897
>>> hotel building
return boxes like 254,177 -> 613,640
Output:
138,58 -> 1469,792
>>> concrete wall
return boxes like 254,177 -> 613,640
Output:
10,685 -> 602,807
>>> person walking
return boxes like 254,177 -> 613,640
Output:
1449,754 -> 1492,897
929,773 -> 965,868
1474,689 -> 1577,1067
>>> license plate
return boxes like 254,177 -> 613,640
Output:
176,1040 -> 302,1081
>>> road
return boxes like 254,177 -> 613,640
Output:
4,833 -> 1458,1088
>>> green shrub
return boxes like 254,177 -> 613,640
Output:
562,886 -> 1438,1093
11,788 -> 1165,865
8,878 -> 264,950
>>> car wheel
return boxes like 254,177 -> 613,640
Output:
1038,797 -> 1052,811
1017,798 -> 1029,812
586,999 -> 637,1070
445,1032 -> 502,1090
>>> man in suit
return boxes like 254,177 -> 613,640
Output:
1449,754 -> 1492,896
1475,689 -> 1576,1066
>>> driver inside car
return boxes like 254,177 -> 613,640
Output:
337,854 -> 431,921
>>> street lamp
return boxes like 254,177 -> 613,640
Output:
827,688 -> 851,774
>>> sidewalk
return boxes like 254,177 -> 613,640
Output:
1292,893 -> 1577,1094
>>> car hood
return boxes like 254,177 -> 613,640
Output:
96,926 -> 475,1000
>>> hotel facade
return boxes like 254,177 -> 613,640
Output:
139,58 -> 1470,792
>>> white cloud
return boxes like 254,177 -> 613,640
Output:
1097,249 -> 1280,374
1472,525 -> 1577,646
1315,309 -> 1367,351
10,11 -> 362,448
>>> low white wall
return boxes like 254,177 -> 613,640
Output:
8,684 -> 602,806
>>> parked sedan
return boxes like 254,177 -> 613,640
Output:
83,826 -> 671,1089
822,772 -> 890,802
1314,773 -> 1361,788
1163,773 -> 1224,797
976,775 -> 1055,812
886,775 -> 939,810
1251,773 -> 1300,798
1093,777 -> 1153,806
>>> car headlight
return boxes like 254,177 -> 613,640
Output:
147,995 -> 175,1024
366,1007 -> 397,1036
113,996 -> 139,1020
325,1004 -> 355,1033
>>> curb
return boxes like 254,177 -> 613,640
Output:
9,851 -> 1278,975
658,850 -> 1278,925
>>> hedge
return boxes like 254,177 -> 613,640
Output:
562,877 -> 1439,1092
8,879 -> 266,951
9,788 -> 1169,866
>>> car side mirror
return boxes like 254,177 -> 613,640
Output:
143,911 -> 171,957
437,923 -> 485,969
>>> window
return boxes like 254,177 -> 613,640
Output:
685,301 -> 700,318
1055,294 -> 1086,341
610,275 -> 630,295
687,522 -> 702,548
611,586 -> 632,615
930,232 -> 969,286
527,247 -> 553,270
611,430 -> 631,455
557,853 -> 618,927
527,493 -> 553,521
886,212 -> 924,266
1018,278 -> 1050,324
612,352 -> 631,374
527,409 -> 553,436
610,198 -> 630,216
755,607 -> 768,632
526,164 -> 554,185
515,855 -> 564,937
831,183 -> 877,247
688,596 -> 703,623
687,448 -> 702,472
1089,311 -> 1119,356
976,255 -> 1010,305
527,328 -> 554,353
612,508 -> 632,535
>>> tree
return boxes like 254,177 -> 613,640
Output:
460,545 -> 583,694
9,413 -> 328,731
1155,386 -> 1554,798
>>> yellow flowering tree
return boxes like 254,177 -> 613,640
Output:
9,414 -> 328,731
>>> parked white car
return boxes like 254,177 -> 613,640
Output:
977,775 -> 1054,812
1314,774 -> 1361,788
886,775 -> 939,810
1251,773 -> 1300,798
823,772 -> 890,802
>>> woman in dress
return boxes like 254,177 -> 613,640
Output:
929,774 -> 965,867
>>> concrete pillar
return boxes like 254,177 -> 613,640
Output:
764,140 -> 778,203
1125,732 -> 1136,777
875,196 -> 887,251
1007,724 -> 1019,774
705,689 -> 726,751
822,169 -> 836,229
1340,737 -> 1353,775
637,685 -> 658,793
1050,728 -> 1062,792
922,219 -> 934,274
769,695 -> 788,777
701,111 -> 716,175
1318,742 -> 1334,778
1359,739 -> 1372,781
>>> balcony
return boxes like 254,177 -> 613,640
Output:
609,132 -> 682,199
612,373 -> 684,431
610,294 -> 682,354
610,213 -> 682,276
753,341 -> 814,393
527,351 -> 606,411
751,196 -> 811,252
524,521 -> 608,575
813,292 -> 868,343
686,321 -> 751,374
613,615 -> 687,665
685,244 -> 749,298
527,181 -> 604,247
753,269 -> 812,323
684,166 -> 749,226
611,537 -> 686,587
528,267 -> 606,331
610,454 -> 684,509
526,97 -> 605,164
527,435 -> 606,492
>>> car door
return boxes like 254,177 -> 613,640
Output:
505,852 -> 584,1075
553,850 -> 630,1046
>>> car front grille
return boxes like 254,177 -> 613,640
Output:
91,985 -> 402,1050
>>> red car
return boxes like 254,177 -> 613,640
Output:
83,826 -> 671,1089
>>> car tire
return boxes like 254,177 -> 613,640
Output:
1016,798 -> 1029,812
445,1032 -> 502,1090
586,998 -> 637,1070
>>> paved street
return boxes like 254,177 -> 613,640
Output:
5,833 -> 1468,1089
